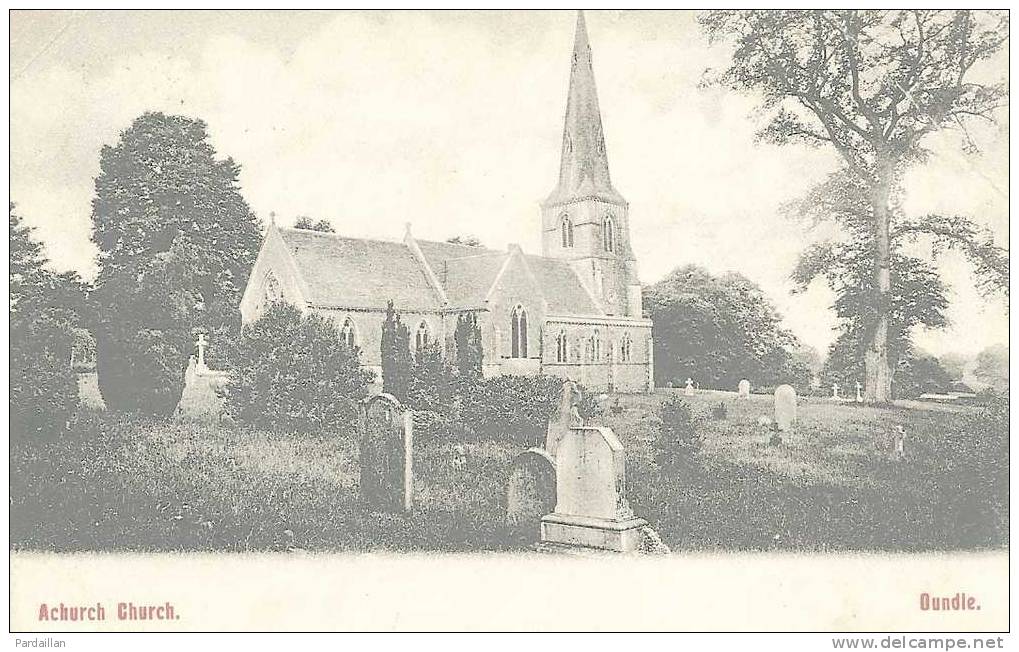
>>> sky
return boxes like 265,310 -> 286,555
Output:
9,10 -> 1010,358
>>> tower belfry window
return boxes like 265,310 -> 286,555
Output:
603,216 -> 616,253
556,329 -> 568,363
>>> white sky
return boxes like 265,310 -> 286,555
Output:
9,9 -> 1009,358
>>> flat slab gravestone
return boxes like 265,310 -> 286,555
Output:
359,393 -> 413,513
540,426 -> 647,553
738,379 -> 751,399
774,384 -> 797,432
506,448 -> 557,539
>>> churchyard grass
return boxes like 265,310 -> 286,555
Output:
11,385 -> 1004,553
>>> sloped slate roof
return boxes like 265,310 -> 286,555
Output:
440,252 -> 510,308
277,228 -> 442,311
524,255 -> 599,315
275,227 -> 601,316
414,239 -> 500,269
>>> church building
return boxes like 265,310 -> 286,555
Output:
240,12 -> 654,393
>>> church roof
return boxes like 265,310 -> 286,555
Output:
524,255 -> 600,315
277,227 -> 442,311
544,11 -> 625,207
274,225 -> 601,316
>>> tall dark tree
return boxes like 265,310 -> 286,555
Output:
453,312 -> 483,380
380,300 -> 412,399
90,112 -> 261,413
701,10 -> 1009,402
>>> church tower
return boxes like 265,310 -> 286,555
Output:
541,11 -> 642,318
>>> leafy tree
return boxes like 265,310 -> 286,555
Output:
701,10 -> 1009,402
9,205 -> 81,439
800,230 -> 950,395
90,112 -> 262,413
226,302 -> 373,431
938,352 -> 970,382
380,300 -> 412,399
294,216 -> 335,233
445,235 -> 482,247
895,353 -> 953,398
973,344 -> 1008,392
453,312 -> 483,380
644,264 -> 804,390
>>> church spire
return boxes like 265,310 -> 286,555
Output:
545,10 -> 625,206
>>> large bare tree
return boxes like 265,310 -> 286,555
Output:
701,10 -> 1008,402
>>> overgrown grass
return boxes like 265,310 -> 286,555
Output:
11,388 -> 1007,553
602,390 -> 1008,552
10,412 -> 517,552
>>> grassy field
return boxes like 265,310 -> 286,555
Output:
10,381 -> 1006,553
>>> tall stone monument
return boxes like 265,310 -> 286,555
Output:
539,425 -> 647,553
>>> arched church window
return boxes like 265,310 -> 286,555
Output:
603,216 -> 616,253
593,329 -> 602,361
556,329 -> 568,363
510,305 -> 528,358
415,321 -> 430,357
263,272 -> 282,305
341,318 -> 357,349
560,215 -> 574,248
621,334 -> 632,362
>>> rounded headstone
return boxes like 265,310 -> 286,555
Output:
774,384 -> 797,432
738,379 -> 751,398
506,448 -> 557,538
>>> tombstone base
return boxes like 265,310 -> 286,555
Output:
539,513 -> 648,553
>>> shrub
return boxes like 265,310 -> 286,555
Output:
225,302 -> 373,432
454,375 -> 600,445
10,312 -> 79,441
96,325 -> 188,416
654,396 -> 702,478
406,341 -> 458,416
711,401 -> 728,420
913,394 -> 1008,546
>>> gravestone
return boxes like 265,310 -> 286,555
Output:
684,378 -> 695,396
546,380 -> 583,458
540,426 -> 647,553
506,448 -> 557,538
738,379 -> 751,399
359,393 -> 413,513
855,381 -> 864,403
832,383 -> 840,399
774,384 -> 797,432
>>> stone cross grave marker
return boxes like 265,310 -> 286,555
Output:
506,448 -> 557,540
540,425 -> 647,553
855,382 -> 864,403
685,378 -> 695,396
546,379 -> 583,458
774,384 -> 797,432
359,393 -> 413,513
831,382 -> 839,399
738,379 -> 751,399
